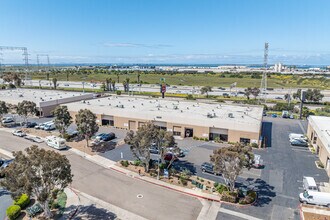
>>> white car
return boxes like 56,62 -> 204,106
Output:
12,130 -> 26,137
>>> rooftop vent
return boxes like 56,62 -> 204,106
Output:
173,105 -> 178,110
156,116 -> 162,119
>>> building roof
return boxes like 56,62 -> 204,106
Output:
0,89 -> 93,107
309,115 -> 330,154
65,96 -> 264,133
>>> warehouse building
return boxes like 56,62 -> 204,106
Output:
307,116 -> 330,176
66,96 -> 264,144
0,89 -> 94,117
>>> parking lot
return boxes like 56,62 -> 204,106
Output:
2,114 -> 330,220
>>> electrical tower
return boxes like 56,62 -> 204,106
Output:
260,42 -> 269,101
36,54 -> 51,72
0,46 -> 30,80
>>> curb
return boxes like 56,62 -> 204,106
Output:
109,165 -> 258,207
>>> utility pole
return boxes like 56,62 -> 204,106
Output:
260,42 -> 269,102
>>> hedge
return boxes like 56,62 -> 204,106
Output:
14,193 -> 30,209
6,205 -> 21,220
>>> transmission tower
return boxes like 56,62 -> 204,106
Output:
260,42 -> 269,101
0,46 -> 30,80
36,54 -> 51,72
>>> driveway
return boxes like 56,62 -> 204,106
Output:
217,118 -> 329,220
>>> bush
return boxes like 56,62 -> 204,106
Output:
250,143 -> 258,148
133,160 -> 141,166
6,205 -> 21,220
7,83 -> 16,89
186,94 -> 195,100
213,182 -> 219,188
14,194 -> 30,209
216,184 -> 229,194
158,163 -> 166,170
120,160 -> 129,167
116,90 -> 122,95
221,191 -> 238,203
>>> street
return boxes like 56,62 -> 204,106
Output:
0,130 -> 202,220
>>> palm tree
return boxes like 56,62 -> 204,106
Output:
137,73 -> 141,85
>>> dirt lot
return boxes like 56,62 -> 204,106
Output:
302,204 -> 330,220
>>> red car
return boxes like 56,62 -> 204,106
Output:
163,153 -> 178,162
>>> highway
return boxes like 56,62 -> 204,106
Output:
0,130 -> 202,220
26,80 -> 330,102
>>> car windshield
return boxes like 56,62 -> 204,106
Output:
303,191 -> 309,198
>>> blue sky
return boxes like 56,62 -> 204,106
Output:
1,0 -> 330,64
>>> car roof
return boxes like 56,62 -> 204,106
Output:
202,162 -> 213,166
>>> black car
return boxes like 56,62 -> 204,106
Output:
201,162 -> 220,175
100,132 -> 116,141
25,122 -> 38,128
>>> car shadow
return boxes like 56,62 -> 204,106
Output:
65,204 -> 117,220
261,121 -> 272,148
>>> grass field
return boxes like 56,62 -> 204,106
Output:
32,72 -> 330,89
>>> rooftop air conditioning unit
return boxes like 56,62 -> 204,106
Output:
228,113 -> 234,118
173,105 -> 178,110
118,104 -> 124,108
207,113 -> 213,118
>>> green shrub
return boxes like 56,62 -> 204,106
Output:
116,90 -> 122,95
6,205 -> 21,220
133,160 -> 141,166
7,83 -> 16,89
158,163 -> 166,170
186,94 -> 195,100
216,184 -> 229,194
200,179 -> 204,182
250,143 -> 258,148
213,182 -> 219,188
221,191 -> 237,203
14,194 -> 30,209
120,160 -> 129,167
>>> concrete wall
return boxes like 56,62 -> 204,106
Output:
228,130 -> 259,143
68,111 -> 261,144
307,121 -> 330,176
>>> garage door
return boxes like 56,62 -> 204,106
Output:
129,121 -> 136,130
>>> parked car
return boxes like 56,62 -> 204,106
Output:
149,146 -> 159,154
201,162 -> 220,175
299,190 -> 330,207
223,93 -> 230,98
35,121 -> 52,130
44,122 -> 56,131
253,154 -> 264,168
167,147 -> 184,157
97,133 -> 116,141
163,153 -> 178,162
2,117 -> 14,124
275,96 -> 283,100
303,176 -> 319,192
290,139 -> 308,147
25,122 -> 37,128
12,129 -> 26,137
0,158 -> 14,177
289,133 -> 307,141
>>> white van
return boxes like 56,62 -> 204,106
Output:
45,136 -> 67,150
44,122 -> 56,131
289,133 -> 307,141
299,190 -> 330,207
303,176 -> 318,191
37,121 -> 53,130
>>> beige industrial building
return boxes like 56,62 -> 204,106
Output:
0,89 -> 94,117
66,96 -> 264,144
307,116 -> 330,176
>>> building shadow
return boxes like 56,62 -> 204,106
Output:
261,121 -> 272,148
64,204 -> 117,220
